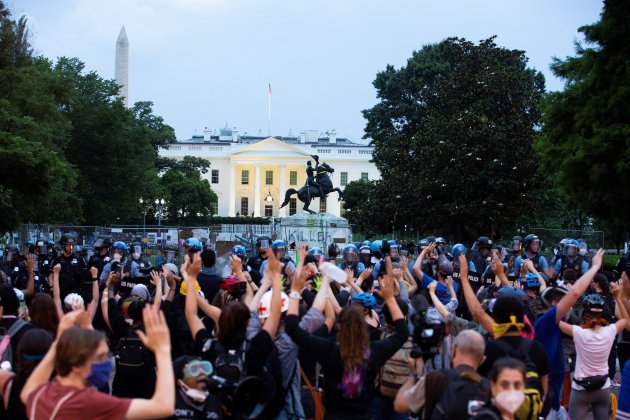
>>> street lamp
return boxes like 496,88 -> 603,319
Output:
155,198 -> 165,238
139,197 -> 151,240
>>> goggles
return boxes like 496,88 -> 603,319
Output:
183,360 -> 213,379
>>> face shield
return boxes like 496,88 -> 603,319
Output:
343,250 -> 357,265
165,250 -> 176,263
359,250 -> 371,264
84,248 -> 95,260
36,241 -> 48,256
564,244 -> 578,258
132,245 -> 142,260
578,242 -> 588,256
511,239 -> 522,254
528,239 -> 540,253
389,246 -> 399,260
111,248 -> 124,261
3,249 -> 17,264
62,243 -> 75,255
274,247 -> 286,260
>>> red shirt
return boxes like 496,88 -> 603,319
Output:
26,379 -> 132,420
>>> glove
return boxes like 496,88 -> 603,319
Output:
328,243 -> 339,259
381,240 -> 390,257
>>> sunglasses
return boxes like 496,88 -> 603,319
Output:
183,360 -> 213,379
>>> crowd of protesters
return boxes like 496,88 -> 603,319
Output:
0,232 -> 629,420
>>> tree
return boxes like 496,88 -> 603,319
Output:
537,0 -> 630,230
159,156 -> 218,226
341,180 -> 375,233
363,37 -> 545,241
58,57 -> 175,226
0,3 -> 81,232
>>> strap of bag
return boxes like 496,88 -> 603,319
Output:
7,318 -> 27,337
300,367 -> 314,390
0,336 -> 11,359
50,391 -> 76,420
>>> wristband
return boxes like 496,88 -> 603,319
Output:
289,291 -> 301,300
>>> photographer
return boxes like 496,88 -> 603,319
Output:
394,330 -> 487,418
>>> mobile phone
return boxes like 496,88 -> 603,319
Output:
400,250 -> 408,257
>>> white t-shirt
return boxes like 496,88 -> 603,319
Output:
572,324 -> 617,390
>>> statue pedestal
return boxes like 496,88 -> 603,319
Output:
278,212 -> 352,249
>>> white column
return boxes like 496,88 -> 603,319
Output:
279,164 -> 287,217
228,163 -> 236,216
254,164 -> 261,217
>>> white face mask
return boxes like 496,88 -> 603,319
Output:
132,252 -> 141,260
179,381 -> 208,403
494,390 -> 525,414
113,253 -> 122,260
579,248 -> 587,256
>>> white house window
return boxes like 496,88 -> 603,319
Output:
340,172 -> 348,186
264,205 -> 273,217
289,198 -> 297,215
361,172 -> 369,181
359,150 -> 372,155
240,197 -> 249,215
289,171 -> 297,186
241,170 -> 249,185
319,197 -> 327,213
211,169 -> 219,184
265,170 -> 273,185
317,149 -> 331,154
208,146 -> 223,151
189,146 -> 202,151
337,149 -> 351,154
170,146 -> 181,151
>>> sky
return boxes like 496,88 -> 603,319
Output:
10,0 -> 603,142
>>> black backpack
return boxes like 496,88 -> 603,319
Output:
494,339 -> 544,420
430,369 -> 489,420
115,327 -> 152,377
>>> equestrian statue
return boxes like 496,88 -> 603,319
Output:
280,155 -> 343,214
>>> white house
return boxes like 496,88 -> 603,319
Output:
158,128 -> 379,217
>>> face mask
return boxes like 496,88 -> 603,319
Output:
88,359 -> 113,388
494,390 -> 525,414
179,381 -> 208,403
579,248 -> 587,256
113,253 -> 122,260
132,252 -> 141,260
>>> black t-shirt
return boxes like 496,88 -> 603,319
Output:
193,328 -> 273,378
170,387 -> 221,420
478,335 -> 550,378
196,272 -> 221,304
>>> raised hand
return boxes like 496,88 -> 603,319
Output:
26,254 -> 35,273
187,253 -> 202,278
592,249 -> 605,269
379,274 -> 395,301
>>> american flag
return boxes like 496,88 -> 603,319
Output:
268,83 -> 272,95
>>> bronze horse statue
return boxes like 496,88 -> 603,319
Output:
280,162 -> 343,214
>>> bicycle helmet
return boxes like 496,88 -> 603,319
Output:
523,273 -> 540,288
352,292 -> 377,310
583,293 -> 605,318
220,275 -> 247,296
496,286 -> 527,305
231,245 -> 247,256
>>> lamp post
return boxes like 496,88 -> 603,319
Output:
155,198 -> 165,239
139,197 -> 150,240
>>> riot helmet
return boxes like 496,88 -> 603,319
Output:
343,244 -> 359,265
271,240 -> 287,259
510,236 -> 523,254
308,247 -> 323,258
471,236 -> 492,253
92,236 -> 112,255
3,245 -> 20,265
523,234 -> 540,254
563,239 -> 579,259
111,241 -> 128,260
359,245 -> 371,265
35,239 -> 48,257
388,240 -> 399,260
60,233 -> 77,255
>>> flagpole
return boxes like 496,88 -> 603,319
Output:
267,83 -> 272,137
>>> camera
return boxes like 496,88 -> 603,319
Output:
410,295 -> 445,359
206,375 -> 267,419
111,261 -> 122,273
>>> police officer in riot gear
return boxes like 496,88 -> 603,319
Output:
469,236 -> 493,274
359,245 -> 373,269
127,241 -> 152,271
511,234 -> 552,279
553,239 -> 589,280
52,233 -> 87,302
339,244 -> 365,279
1,245 -> 29,290
87,235 -> 112,278
247,236 -> 270,286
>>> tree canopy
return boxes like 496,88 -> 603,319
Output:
362,37 -> 545,241
537,0 -> 630,228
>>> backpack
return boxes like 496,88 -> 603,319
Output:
494,339 -> 544,420
430,369 -> 489,420
213,339 -> 291,419
115,327 -> 152,377
0,319 -> 28,368
376,331 -> 413,398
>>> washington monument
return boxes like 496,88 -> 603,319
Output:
114,26 -> 129,107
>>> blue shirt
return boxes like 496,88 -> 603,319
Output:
533,307 -> 563,410
512,254 -> 549,276
421,274 -> 458,305
99,259 -> 141,282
